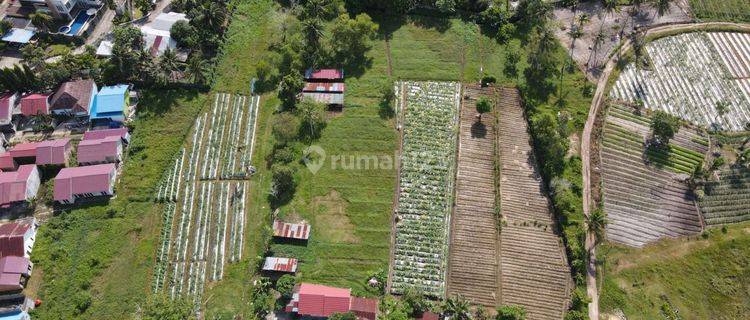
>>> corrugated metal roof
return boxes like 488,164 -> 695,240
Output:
350,297 -> 379,320
303,82 -> 345,93
305,69 -> 344,80
54,163 -> 116,202
0,165 -> 37,206
273,220 -> 311,240
83,128 -> 130,143
302,92 -> 344,105
262,257 -> 298,273
293,283 -> 351,317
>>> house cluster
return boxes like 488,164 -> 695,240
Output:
302,68 -> 345,108
1,0 -> 105,46
97,12 -> 190,60
0,127 -> 127,208
0,219 -> 38,320
0,80 -> 134,133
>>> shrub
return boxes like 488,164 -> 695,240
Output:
329,312 -> 357,320
497,305 -> 527,320
481,75 -> 497,87
276,274 -> 297,298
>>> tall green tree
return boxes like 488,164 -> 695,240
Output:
279,72 -> 305,109
475,97 -> 492,122
650,110 -> 680,146
111,25 -> 147,81
297,97 -> 327,138
30,12 -> 53,32
158,49 -> 180,84
328,13 -> 379,64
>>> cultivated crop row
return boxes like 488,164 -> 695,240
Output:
610,32 -> 750,131
153,93 -> 257,309
391,81 -> 460,298
601,105 -> 704,247
495,87 -> 570,320
699,166 -> 750,225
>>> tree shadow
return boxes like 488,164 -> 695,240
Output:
471,120 -> 487,138
408,12 -> 452,33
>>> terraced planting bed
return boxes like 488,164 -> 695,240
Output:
699,165 -> 750,226
391,81 -> 460,298
600,105 -> 708,247
152,93 -> 260,307
610,32 -> 750,131
446,85 -> 499,306
496,88 -> 570,320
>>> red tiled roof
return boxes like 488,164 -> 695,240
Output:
350,297 -> 379,320
83,128 -> 130,142
77,136 -> 121,165
0,93 -> 17,123
0,221 -> 33,258
305,69 -> 344,80
273,220 -> 311,240
19,93 -> 49,116
296,283 -> 351,317
303,82 -> 346,93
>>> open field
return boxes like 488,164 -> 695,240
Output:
610,32 -> 750,131
30,90 -> 206,319
446,85 -> 499,306
497,88 -> 570,320
600,104 -> 707,247
689,0 -> 750,23
390,81 -> 460,297
598,222 -> 750,319
152,93 -> 260,308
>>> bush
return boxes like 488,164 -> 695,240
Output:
272,112 -> 301,145
276,274 -> 297,298
170,20 -> 197,49
481,75 -> 496,87
329,312 -> 357,320
497,305 -> 527,320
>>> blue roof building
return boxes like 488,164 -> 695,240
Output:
90,85 -> 130,123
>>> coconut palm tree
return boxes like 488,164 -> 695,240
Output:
655,0 -> 673,18
158,49 -> 180,83
186,53 -> 209,85
586,208 -> 608,247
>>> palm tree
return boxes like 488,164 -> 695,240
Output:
586,208 -> 608,247
655,0 -> 673,18
158,49 -> 180,82
195,2 -> 226,31
442,295 -> 471,320
186,53 -> 209,85
30,12 -> 53,32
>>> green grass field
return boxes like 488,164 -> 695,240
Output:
689,0 -> 750,23
599,222 -> 750,319
30,90 -> 206,319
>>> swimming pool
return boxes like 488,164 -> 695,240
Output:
60,11 -> 91,36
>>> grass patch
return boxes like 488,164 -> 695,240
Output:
30,89 -> 205,319
598,222 -> 750,319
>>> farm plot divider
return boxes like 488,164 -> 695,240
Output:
151,93 -> 259,309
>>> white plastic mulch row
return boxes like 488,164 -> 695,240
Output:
610,32 -> 750,131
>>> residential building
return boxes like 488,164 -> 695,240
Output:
54,163 -> 117,204
0,220 -> 38,259
49,79 -> 97,116
77,136 -> 122,165
0,257 -> 32,278
302,69 -> 345,107
18,94 -> 50,116
285,283 -> 378,320
35,139 -> 72,166
304,69 -> 344,81
90,85 -> 130,124
83,127 -> 130,144
0,166 -> 40,208
0,93 -> 19,132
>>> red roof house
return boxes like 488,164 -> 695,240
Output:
273,220 -> 311,240
49,79 -> 97,116
19,94 -> 50,116
0,257 -> 31,277
262,257 -> 298,273
0,220 -> 37,259
83,127 -> 130,144
0,154 -> 16,172
0,93 -> 19,128
7,143 -> 37,159
285,283 -> 379,320
35,139 -> 72,166
303,82 -> 346,93
77,136 -> 123,165
305,69 -> 344,81
0,273 -> 22,293
54,163 -> 117,204
0,165 -> 40,207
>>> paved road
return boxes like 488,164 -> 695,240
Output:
581,21 -> 750,320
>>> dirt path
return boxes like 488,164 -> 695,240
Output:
581,21 -> 750,320
384,38 -> 394,77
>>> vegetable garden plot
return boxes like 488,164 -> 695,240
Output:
600,105 -> 705,247
391,81 -> 460,298
496,87 -> 570,320
610,32 -> 750,131
153,93 -> 258,309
